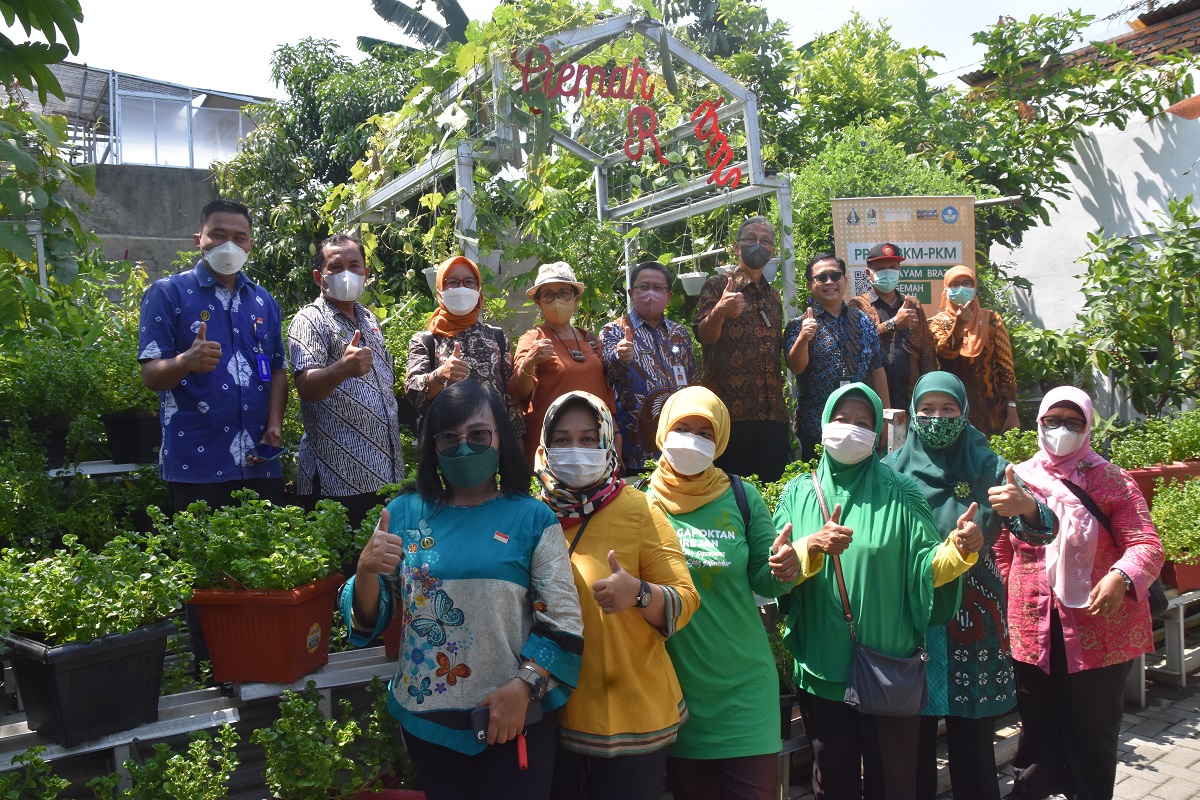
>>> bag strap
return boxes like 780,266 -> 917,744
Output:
728,473 -> 752,533
811,472 -> 856,641
1061,478 -> 1113,539
420,331 -> 437,365
567,514 -> 594,556
486,324 -> 507,356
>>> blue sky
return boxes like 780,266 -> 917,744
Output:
12,0 -> 1134,99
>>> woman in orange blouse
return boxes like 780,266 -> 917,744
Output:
509,261 -> 617,464
928,266 -> 1019,437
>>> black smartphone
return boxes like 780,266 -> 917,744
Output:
470,703 -> 545,741
246,443 -> 286,464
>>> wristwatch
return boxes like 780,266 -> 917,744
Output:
884,318 -> 896,332
433,371 -> 449,386
514,664 -> 549,701
1110,568 -> 1134,593
635,579 -> 652,609
1006,401 -> 1017,409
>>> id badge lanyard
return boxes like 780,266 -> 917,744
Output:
253,317 -> 272,382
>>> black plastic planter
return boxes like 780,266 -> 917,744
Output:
100,409 -> 161,464
3,619 -> 174,747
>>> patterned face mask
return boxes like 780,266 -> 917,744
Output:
914,414 -> 967,449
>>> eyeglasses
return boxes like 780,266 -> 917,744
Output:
811,271 -> 844,284
737,237 -> 775,248
444,278 -> 479,289
632,283 -> 669,294
537,288 -> 577,302
1040,417 -> 1086,434
433,429 -> 495,453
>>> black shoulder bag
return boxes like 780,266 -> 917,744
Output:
1060,479 -> 1169,619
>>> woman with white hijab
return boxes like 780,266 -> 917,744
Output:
997,386 -> 1163,800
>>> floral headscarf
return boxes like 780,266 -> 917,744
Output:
934,265 -> 991,358
534,390 -> 624,523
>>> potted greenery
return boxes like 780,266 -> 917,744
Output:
252,678 -> 423,799
86,724 -> 240,800
0,747 -> 70,799
989,428 -> 1040,467
94,329 -> 161,464
1108,409 -> 1200,507
154,490 -> 354,684
0,532 -> 191,746
1149,477 -> 1200,592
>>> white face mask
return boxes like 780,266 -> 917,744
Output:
662,430 -> 718,476
323,271 -> 366,303
547,447 -> 609,489
440,287 -> 480,315
1040,425 -> 1086,457
821,422 -> 876,465
204,241 -> 249,275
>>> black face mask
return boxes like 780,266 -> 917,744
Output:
740,243 -> 772,271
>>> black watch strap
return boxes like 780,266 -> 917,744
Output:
635,579 -> 652,609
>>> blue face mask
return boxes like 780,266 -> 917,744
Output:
947,286 -> 975,306
871,269 -> 900,294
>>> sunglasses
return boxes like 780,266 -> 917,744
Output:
811,271 -> 844,284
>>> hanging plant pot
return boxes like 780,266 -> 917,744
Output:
187,574 -> 345,684
100,409 -> 161,463
1127,461 -> 1200,508
2,620 -> 174,747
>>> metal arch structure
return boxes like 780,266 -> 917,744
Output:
346,12 -> 796,315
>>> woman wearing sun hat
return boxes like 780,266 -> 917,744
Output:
509,261 -> 617,463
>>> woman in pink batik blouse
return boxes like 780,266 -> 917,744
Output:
996,386 -> 1163,800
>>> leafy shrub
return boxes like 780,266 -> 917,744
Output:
1149,477 -> 1200,565
744,454 -> 820,514
155,490 -> 352,590
0,747 -> 69,800
87,725 -> 240,800
1108,410 -> 1200,470
0,532 -> 192,644
989,428 -> 1041,467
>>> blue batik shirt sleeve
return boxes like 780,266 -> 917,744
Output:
138,280 -> 180,362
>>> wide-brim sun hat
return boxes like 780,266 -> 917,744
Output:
526,260 -> 585,298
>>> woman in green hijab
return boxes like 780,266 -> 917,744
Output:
887,372 -> 1055,800
774,382 -> 981,800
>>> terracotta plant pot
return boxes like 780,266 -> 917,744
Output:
1162,561 -> 1200,592
187,574 -> 345,684
1127,461 -> 1200,508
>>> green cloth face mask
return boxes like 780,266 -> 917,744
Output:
437,443 -> 499,488
913,415 -> 967,449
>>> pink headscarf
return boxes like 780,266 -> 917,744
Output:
1013,386 -> 1104,607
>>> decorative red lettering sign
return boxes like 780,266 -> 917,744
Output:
511,45 -> 657,106
624,105 -> 669,167
690,98 -> 742,189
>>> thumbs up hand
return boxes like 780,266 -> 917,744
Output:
952,501 -> 984,556
798,306 -> 818,343
341,329 -> 374,377
715,274 -> 746,319
357,509 -> 405,577
183,320 -> 222,373
615,323 -> 635,364
987,465 -> 1038,519
769,523 -> 801,582
435,341 -> 469,386
805,502 -> 853,560
591,549 -> 642,614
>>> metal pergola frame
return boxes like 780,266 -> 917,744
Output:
346,12 -> 796,315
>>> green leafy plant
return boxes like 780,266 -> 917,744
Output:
0,747 -> 70,800
1107,410 -> 1200,471
0,531 -> 193,644
154,490 -> 352,590
1149,477 -> 1200,566
744,454 -> 820,514
251,678 -> 410,800
87,725 -> 240,800
989,428 -> 1040,467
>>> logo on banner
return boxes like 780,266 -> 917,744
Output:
917,209 -> 939,220
846,209 -> 860,225
866,208 -> 879,227
942,206 -> 959,224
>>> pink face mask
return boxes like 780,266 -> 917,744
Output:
635,289 -> 668,319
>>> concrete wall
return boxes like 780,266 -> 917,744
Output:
992,109 -> 1200,331
69,164 -> 218,279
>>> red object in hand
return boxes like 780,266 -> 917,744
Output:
517,732 -> 528,771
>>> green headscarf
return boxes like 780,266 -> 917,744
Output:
773,382 -> 962,700
887,372 -> 1007,544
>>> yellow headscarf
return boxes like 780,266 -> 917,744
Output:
648,386 -> 732,515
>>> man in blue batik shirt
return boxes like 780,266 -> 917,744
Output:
138,199 -> 287,512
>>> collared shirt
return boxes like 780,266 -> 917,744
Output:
137,261 -> 285,483
848,289 -> 937,412
288,295 -> 403,496
599,309 -> 699,472
692,271 -> 787,425
784,302 -> 882,441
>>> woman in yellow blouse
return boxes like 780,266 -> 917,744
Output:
534,390 -> 700,800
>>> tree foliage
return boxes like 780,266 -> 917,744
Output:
0,0 -> 82,103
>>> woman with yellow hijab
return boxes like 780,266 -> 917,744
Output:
928,266 -> 1019,437
404,255 -> 524,435
646,386 -> 803,800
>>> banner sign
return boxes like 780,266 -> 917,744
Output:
831,196 -> 975,316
